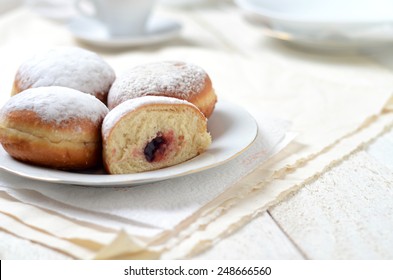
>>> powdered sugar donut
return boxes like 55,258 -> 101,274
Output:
107,61 -> 217,117
11,47 -> 115,104
0,86 -> 109,170
102,96 -> 211,174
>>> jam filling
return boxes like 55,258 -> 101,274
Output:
144,133 -> 167,163
144,131 -> 177,163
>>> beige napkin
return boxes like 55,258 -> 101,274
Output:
1,4 -> 393,259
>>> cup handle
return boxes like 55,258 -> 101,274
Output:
74,0 -> 95,17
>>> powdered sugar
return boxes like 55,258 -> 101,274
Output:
15,47 -> 115,98
0,86 -> 109,124
108,61 -> 207,109
102,96 -> 200,138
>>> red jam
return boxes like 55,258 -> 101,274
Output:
144,131 -> 175,162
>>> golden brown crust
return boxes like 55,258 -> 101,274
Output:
187,75 -> 217,118
11,76 -> 23,96
2,110 -> 100,141
0,110 -> 103,170
0,131 -> 101,170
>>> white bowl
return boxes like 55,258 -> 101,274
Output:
236,0 -> 393,47
236,0 -> 393,35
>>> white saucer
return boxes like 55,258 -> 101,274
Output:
68,16 -> 182,48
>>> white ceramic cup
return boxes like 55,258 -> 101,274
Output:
75,0 -> 156,37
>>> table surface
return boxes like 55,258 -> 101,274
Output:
1,1 -> 393,260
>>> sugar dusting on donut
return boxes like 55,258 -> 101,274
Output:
102,96 -> 201,138
1,86 -> 109,124
15,47 -> 115,99
108,61 -> 207,108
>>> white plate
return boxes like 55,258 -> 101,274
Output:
235,0 -> 393,48
68,16 -> 182,48
0,101 -> 258,187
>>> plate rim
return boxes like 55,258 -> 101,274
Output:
0,100 -> 258,187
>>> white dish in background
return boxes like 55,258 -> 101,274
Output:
235,0 -> 393,48
68,16 -> 182,48
160,0 -> 210,8
0,101 -> 258,187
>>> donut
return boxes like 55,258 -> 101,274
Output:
0,86 -> 109,170
11,47 -> 116,104
102,96 -> 211,174
107,61 -> 217,117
